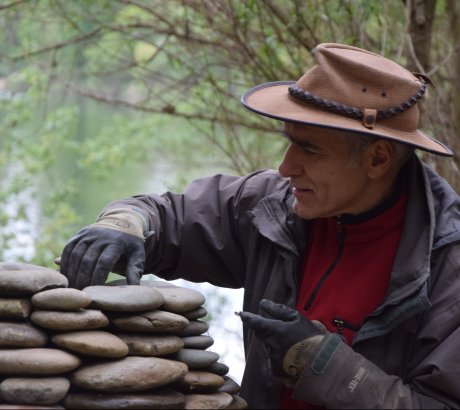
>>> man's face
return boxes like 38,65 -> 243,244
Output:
278,123 -> 374,220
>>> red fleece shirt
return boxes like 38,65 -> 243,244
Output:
280,189 -> 408,409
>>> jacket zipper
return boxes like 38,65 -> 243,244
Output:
304,218 -> 345,311
331,316 -> 360,335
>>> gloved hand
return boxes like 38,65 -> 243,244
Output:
59,208 -> 149,289
239,299 -> 325,378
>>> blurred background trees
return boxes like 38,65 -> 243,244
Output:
1,0 -> 458,384
1,0 -> 459,265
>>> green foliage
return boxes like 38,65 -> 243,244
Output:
0,0 -> 458,268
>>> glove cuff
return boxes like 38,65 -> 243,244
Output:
93,208 -> 149,239
283,334 -> 324,378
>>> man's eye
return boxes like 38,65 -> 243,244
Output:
300,146 -> 319,155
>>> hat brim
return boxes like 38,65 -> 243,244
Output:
241,81 -> 453,157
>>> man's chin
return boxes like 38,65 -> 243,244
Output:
292,202 -> 317,220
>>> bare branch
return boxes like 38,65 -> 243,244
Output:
0,0 -> 26,11
9,27 -> 103,62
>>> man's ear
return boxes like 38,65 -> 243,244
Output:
365,139 -> 395,179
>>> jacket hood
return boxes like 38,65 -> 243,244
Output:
423,163 -> 460,250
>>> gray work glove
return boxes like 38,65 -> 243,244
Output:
59,208 -> 149,289
239,299 -> 325,378
241,301 -> 415,408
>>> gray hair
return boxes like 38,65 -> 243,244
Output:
346,132 -> 414,169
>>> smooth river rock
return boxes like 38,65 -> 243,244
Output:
182,335 -> 214,349
116,333 -> 184,356
0,405 -> 65,409
170,348 -> 219,369
0,321 -> 48,348
0,348 -> 81,375
182,306 -> 208,320
0,377 -> 70,405
0,264 -> 68,297
0,262 -> 50,272
83,285 -> 164,312
52,330 -> 129,358
217,376 -> 241,394
0,298 -> 31,319
71,356 -> 188,393
227,395 -> 248,409
110,310 -> 189,333
30,309 -> 109,331
173,370 -> 225,393
202,361 -> 230,376
31,288 -> 92,311
176,319 -> 209,337
153,286 -> 206,313
184,392 -> 233,409
62,388 -> 186,409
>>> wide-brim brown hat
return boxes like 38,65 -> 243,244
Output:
241,43 -> 453,156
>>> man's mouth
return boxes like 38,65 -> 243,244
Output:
292,187 -> 312,193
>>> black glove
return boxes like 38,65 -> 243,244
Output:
59,226 -> 145,289
239,299 -> 323,377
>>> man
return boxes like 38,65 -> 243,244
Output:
59,43 -> 460,408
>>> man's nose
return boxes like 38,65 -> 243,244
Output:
278,144 -> 302,177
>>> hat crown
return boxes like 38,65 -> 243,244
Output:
297,43 -> 422,113
241,42 -> 453,156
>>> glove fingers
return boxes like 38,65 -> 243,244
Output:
259,299 -> 298,321
125,242 -> 145,285
75,240 -> 114,289
63,239 -> 90,289
89,243 -> 124,287
59,237 -> 82,287
239,311 -> 280,338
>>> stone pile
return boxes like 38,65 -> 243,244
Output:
0,262 -> 247,409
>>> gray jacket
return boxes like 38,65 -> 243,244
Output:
106,155 -> 460,408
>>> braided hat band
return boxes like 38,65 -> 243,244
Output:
288,75 -> 427,122
241,43 -> 453,156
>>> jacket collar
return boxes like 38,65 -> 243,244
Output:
250,186 -> 308,257
252,155 -> 460,339
355,155 -> 460,342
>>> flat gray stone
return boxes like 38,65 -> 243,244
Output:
170,348 -> 219,369
153,286 -> 205,313
30,309 -> 109,331
182,335 -> 214,349
0,321 -> 48,348
52,331 -> 129,358
173,370 -> 225,393
184,392 -> 233,409
83,285 -> 164,312
0,298 -> 31,319
0,348 -> 81,375
0,377 -> 70,405
0,405 -> 65,409
116,333 -> 184,356
202,361 -> 230,376
110,310 -> 189,333
227,395 -> 248,409
139,279 -> 179,288
31,288 -> 91,311
217,376 -> 241,394
62,388 -> 185,409
176,319 -> 209,337
0,262 -> 50,271
182,306 -> 208,320
107,278 -> 177,288
71,356 -> 188,393
0,264 -> 68,297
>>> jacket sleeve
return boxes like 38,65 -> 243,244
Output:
292,244 -> 460,409
291,333 -> 440,409
101,170 -> 287,288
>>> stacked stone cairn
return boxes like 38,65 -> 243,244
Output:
0,262 -> 247,409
